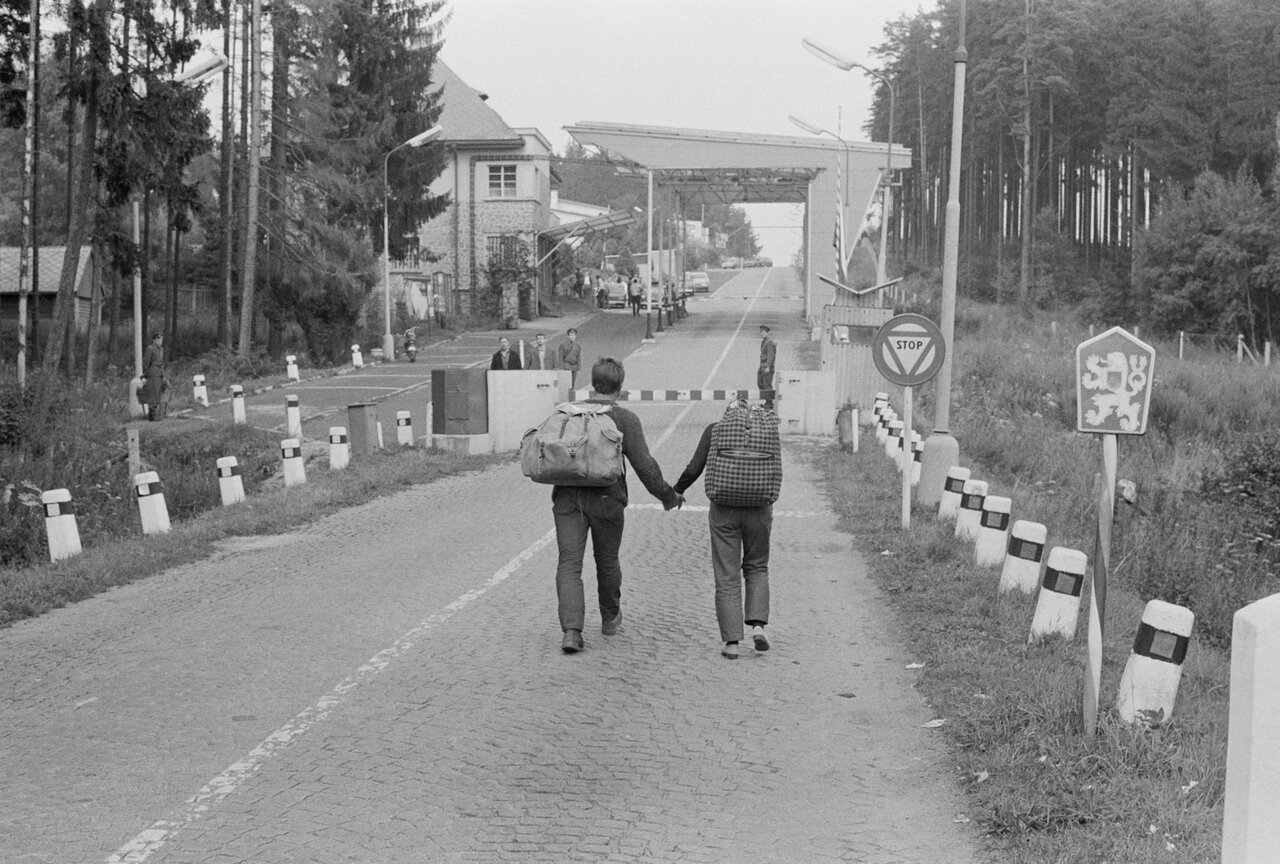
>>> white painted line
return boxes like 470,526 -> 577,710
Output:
106,529 -> 557,863
627,502 -> 821,518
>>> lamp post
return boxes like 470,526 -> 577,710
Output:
801,38 -> 896,285
789,114 -> 851,270
382,124 -> 443,360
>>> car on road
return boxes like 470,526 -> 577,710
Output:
685,271 -> 710,293
605,278 -> 630,308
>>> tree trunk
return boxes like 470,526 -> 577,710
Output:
107,258 -> 120,367
42,3 -> 104,373
84,241 -> 103,386
237,0 -> 262,357
218,0 -> 235,349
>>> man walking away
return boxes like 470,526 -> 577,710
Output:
674,399 -> 781,660
758,325 -> 776,408
628,276 -> 642,316
551,358 -> 684,653
557,328 -> 581,390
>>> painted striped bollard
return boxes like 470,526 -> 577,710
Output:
42,489 -> 82,562
192,374 -> 209,407
281,438 -> 306,487
329,426 -> 350,470
910,435 -> 924,487
871,394 -> 889,427
286,395 -> 302,440
885,420 -> 904,460
216,456 -> 245,506
1028,547 -> 1088,642
1116,600 -> 1194,725
938,466 -> 970,522
876,409 -> 894,445
134,471 -> 171,535
954,479 -> 988,542
974,495 -> 1013,567
286,354 -> 299,382
999,520 -> 1047,593
230,385 -> 246,425
396,411 -> 414,446
351,344 -> 364,369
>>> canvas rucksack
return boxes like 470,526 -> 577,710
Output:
705,403 -> 782,507
521,402 -> 625,486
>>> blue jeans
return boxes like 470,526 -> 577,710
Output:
709,503 -> 772,642
553,488 -> 626,632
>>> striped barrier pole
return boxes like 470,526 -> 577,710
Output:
1116,599 -> 1193,725
329,427 -> 350,470
396,411 -> 414,446
286,395 -> 302,440
192,374 -> 208,407
230,385 -> 246,425
1029,547 -> 1088,642
938,466 -> 970,522
954,478 -> 988,542
999,520 -> 1047,593
134,471 -> 171,535
42,489 -> 82,562
216,456 -> 245,506
973,495 -> 1012,567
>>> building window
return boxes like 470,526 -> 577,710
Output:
488,164 -> 517,198
486,234 -> 522,266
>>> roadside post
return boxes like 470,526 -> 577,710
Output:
41,489 -> 82,562
871,314 -> 946,529
192,374 -> 208,407
286,354 -> 299,382
1075,326 -> 1155,738
285,395 -> 302,440
216,456 -> 245,506
230,385 -> 246,425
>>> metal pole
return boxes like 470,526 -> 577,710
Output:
16,0 -> 36,388
917,0 -> 966,507
644,169 -> 654,340
383,150 -> 393,360
880,82 -> 895,285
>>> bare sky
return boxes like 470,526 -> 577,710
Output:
440,0 -> 934,262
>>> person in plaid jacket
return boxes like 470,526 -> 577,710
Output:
673,401 -> 777,660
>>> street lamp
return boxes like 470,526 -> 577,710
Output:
801,38 -> 896,285
382,124 -> 442,359
789,114 -> 851,268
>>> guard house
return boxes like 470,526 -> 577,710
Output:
0,246 -> 99,332
564,122 -> 910,409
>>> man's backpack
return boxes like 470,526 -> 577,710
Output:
705,403 -> 782,507
521,402 -> 625,486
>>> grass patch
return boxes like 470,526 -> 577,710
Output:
805,440 -> 1226,863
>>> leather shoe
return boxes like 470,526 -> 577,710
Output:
561,630 -> 584,654
601,611 -> 622,636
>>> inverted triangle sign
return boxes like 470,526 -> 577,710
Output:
881,322 -> 936,378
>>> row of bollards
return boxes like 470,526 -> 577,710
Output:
870,392 -> 1193,727
43,392 -> 434,565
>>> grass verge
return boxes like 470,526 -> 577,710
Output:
803,437 -> 1225,864
0,445 -> 512,629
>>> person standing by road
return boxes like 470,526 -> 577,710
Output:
628,276 -> 642,316
557,328 -> 581,389
758,324 -> 777,409
551,357 -> 684,654
490,336 -> 523,370
673,399 -> 779,660
139,332 -> 167,421
526,333 -> 552,370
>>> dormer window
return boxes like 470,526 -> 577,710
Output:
488,164 -> 517,198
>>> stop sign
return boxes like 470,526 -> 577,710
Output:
1075,326 -> 1155,435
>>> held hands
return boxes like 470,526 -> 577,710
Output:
665,493 -> 685,511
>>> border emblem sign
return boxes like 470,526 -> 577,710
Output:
872,313 -> 946,387
1075,326 -> 1155,435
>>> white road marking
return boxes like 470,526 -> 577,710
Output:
105,530 -> 557,863
628,502 -> 821,518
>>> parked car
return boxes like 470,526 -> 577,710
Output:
685,271 -> 710,293
606,278 -> 630,308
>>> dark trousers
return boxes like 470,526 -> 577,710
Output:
758,367 -> 774,407
630,296 -> 641,316
709,503 -> 772,642
553,488 -> 626,632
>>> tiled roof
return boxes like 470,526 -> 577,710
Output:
431,59 -> 522,147
0,246 -> 92,297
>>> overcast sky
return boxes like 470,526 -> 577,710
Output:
441,0 -> 934,262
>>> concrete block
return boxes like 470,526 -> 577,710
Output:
999,520 -> 1046,593
433,433 -> 493,456
1116,599 -> 1193,725
1029,547 -> 1087,641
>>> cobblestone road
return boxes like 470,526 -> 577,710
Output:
0,269 -> 989,863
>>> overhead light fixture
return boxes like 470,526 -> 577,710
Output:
801,37 -> 855,71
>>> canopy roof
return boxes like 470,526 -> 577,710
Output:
539,208 -> 638,242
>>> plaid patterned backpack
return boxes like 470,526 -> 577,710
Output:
521,402 -> 625,486
705,402 -> 781,506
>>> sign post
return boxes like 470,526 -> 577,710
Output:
1075,325 -> 1154,737
873,314 -> 946,529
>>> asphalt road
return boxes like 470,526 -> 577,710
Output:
0,268 -> 990,864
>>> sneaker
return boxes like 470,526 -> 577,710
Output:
751,625 -> 770,652
721,641 -> 739,660
561,630 -> 584,654
601,611 -> 622,636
